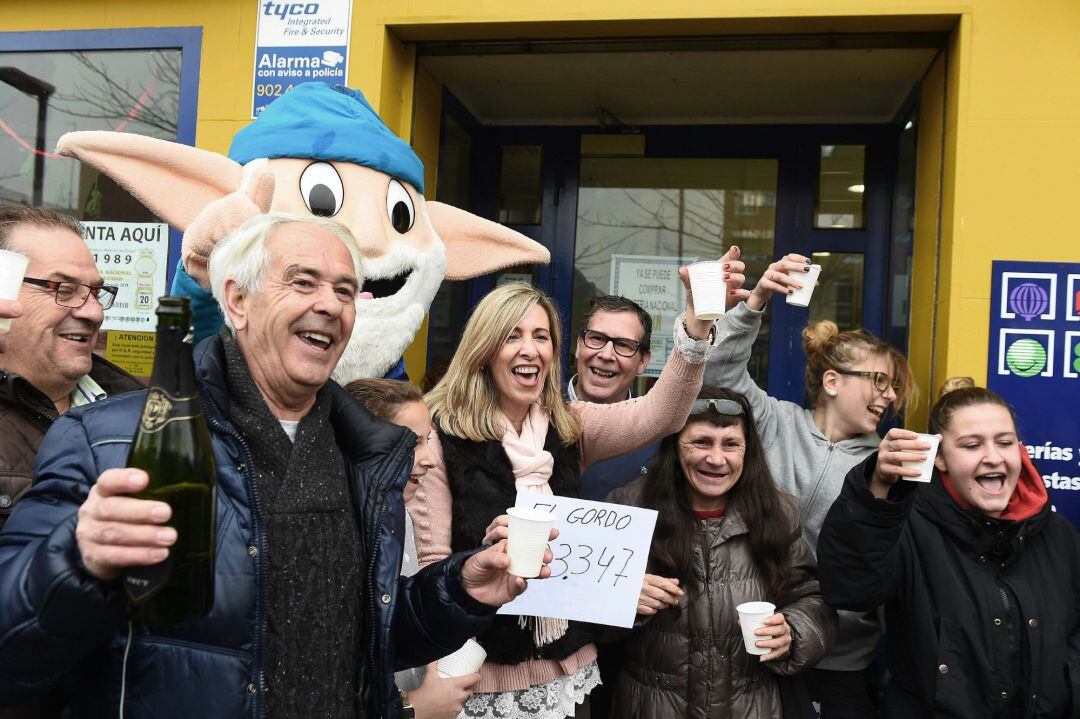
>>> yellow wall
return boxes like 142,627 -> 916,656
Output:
5,0 -> 1080,394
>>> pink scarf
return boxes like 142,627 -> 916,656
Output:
502,403 -> 555,494
500,403 -> 567,646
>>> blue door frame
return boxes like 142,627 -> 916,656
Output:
440,108 -> 902,405
0,26 -> 203,287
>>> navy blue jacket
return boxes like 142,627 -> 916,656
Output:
0,333 -> 493,718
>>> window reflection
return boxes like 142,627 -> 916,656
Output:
497,145 -> 543,225
573,157 -> 778,392
814,144 -> 866,229
426,114 -> 475,382
808,251 -> 864,330
0,49 -> 180,218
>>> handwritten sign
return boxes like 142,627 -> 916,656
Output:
498,491 -> 657,628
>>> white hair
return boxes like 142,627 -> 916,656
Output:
208,212 -> 364,331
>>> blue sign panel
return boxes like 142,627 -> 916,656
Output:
252,0 -> 352,117
988,260 -> 1080,525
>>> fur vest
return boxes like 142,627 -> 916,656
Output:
440,427 -> 594,664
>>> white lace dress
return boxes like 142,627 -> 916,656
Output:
458,661 -> 601,719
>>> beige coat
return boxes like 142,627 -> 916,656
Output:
607,478 -> 837,719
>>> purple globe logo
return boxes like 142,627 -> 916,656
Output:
1008,282 -> 1050,321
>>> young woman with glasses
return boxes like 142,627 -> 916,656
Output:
605,388 -> 836,719
703,253 -> 918,718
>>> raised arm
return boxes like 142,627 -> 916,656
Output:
576,316 -> 707,468
407,432 -> 454,567
816,452 -> 918,611
703,254 -> 812,443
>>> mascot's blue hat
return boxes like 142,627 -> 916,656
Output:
229,83 -> 425,193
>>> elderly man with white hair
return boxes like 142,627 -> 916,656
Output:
0,213 -> 549,719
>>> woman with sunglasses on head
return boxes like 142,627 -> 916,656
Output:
407,269 -> 723,719
817,378 -> 1080,718
606,388 -> 836,719
703,253 -> 917,718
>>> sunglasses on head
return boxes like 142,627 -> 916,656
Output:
690,398 -> 744,416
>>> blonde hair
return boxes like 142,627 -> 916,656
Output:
802,320 -> 918,412
426,282 -> 582,444
208,212 -> 363,331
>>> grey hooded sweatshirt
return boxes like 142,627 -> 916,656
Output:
704,301 -> 881,672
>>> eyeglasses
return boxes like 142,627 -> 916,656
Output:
691,398 -> 744,416
580,329 -> 643,358
835,370 -> 900,393
22,277 -> 119,310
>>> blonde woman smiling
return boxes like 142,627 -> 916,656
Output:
409,274 -> 723,719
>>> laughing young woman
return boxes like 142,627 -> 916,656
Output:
817,379 -> 1080,718
407,277 -> 720,719
703,253 -> 917,717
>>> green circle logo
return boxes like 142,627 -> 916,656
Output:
1006,338 -> 1047,377
1073,341 -> 1080,374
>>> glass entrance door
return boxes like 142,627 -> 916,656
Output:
572,156 -> 779,394
430,119 -> 906,405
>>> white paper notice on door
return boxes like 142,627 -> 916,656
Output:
497,491 -> 658,629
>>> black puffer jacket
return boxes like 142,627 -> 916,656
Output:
818,452 -> 1080,719
440,428 -> 594,664
0,356 -> 140,530
607,478 -> 837,719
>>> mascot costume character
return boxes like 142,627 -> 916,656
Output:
55,82 -> 548,381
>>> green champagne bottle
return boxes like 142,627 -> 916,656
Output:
123,296 -> 217,624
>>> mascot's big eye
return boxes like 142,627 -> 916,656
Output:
386,179 -> 415,234
299,162 -> 344,217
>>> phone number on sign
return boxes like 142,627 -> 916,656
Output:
255,83 -> 295,98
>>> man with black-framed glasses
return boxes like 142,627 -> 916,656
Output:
568,295 -> 656,501
0,205 -> 139,537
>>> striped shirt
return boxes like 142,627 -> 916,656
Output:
70,373 -> 108,408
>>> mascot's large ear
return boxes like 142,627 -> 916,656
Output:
56,131 -> 243,230
428,201 -> 551,280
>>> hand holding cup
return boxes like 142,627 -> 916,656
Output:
747,254 -> 814,312
410,662 -> 480,719
870,428 -> 939,498
678,265 -> 720,340
0,249 -> 29,333
752,612 -> 793,662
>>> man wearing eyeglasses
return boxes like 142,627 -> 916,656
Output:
0,206 -> 140,537
571,250 -> 748,502
569,295 -> 656,502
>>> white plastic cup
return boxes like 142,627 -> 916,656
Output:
902,433 -> 942,483
0,249 -> 29,333
506,506 -> 555,578
436,638 -> 487,678
737,601 -> 776,656
785,264 -> 822,307
687,261 -> 728,320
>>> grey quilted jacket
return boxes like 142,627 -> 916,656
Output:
607,478 -> 837,719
